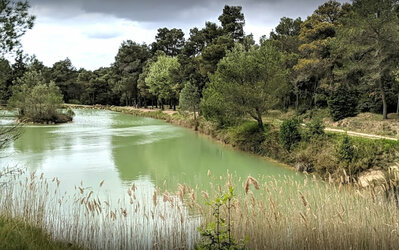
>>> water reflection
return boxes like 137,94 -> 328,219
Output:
1,109 -> 302,192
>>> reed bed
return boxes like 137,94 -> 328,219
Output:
1,169 -> 399,249
0,171 -> 200,249
196,172 -> 399,249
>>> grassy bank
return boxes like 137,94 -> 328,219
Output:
0,216 -> 80,250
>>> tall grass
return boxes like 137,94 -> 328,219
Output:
1,169 -> 399,249
0,171 -> 200,249
199,173 -> 399,249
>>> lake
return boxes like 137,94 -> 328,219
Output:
0,108 -> 305,249
1,109 -> 302,192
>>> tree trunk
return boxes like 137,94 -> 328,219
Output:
193,107 -> 198,131
255,108 -> 264,131
379,79 -> 388,119
397,93 -> 399,114
257,118 -> 264,132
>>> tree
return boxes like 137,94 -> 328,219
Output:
8,70 -> 69,123
78,68 -> 115,105
294,1 -> 350,109
328,84 -> 358,121
180,22 -> 223,98
199,35 -> 234,76
50,58 -> 79,103
179,82 -> 200,130
269,17 -> 303,109
0,58 -> 12,104
145,55 -> 182,110
137,52 -> 164,108
218,5 -> 245,42
151,28 -> 185,56
201,43 -> 288,131
270,17 -> 303,55
334,0 -> 399,119
112,41 -> 150,106
0,0 -> 35,55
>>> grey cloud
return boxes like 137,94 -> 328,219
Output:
28,0 -> 349,41
29,0 -> 346,23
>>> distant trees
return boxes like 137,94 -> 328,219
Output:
4,1 -> 399,124
50,58 -> 78,103
201,43 -> 287,131
269,17 -> 303,109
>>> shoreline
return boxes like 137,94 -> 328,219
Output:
63,104 -> 399,186
63,104 -> 302,173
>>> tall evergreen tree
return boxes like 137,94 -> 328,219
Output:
113,41 -> 150,106
151,28 -> 185,56
334,0 -> 399,119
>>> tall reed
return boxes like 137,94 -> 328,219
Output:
1,169 -> 399,249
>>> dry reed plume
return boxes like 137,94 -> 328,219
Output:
1,169 -> 399,249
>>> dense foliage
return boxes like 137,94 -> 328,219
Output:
1,1 -> 397,125
279,118 -> 302,151
0,0 -> 35,55
8,71 -> 71,123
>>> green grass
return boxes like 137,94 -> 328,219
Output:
0,216 -> 81,250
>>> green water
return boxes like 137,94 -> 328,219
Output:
1,109 -> 302,193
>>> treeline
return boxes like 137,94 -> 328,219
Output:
2,0 -> 399,126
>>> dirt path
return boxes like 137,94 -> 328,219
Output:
121,106 -> 178,115
324,128 -> 398,141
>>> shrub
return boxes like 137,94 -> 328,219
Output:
337,135 -> 355,163
228,121 -> 266,153
197,187 -> 245,250
305,118 -> 325,139
279,118 -> 301,151
328,85 -> 358,121
66,108 -> 75,117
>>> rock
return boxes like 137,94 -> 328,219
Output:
295,162 -> 314,173
357,169 -> 386,188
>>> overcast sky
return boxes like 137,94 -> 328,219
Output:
20,0 -> 347,70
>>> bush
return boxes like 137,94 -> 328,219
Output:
305,118 -> 325,139
68,99 -> 81,105
66,108 -> 75,117
197,187 -> 245,250
328,85 -> 358,121
9,71 -> 72,124
228,121 -> 266,153
337,135 -> 355,163
279,118 -> 301,151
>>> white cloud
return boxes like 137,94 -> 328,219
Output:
21,13 -> 156,70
